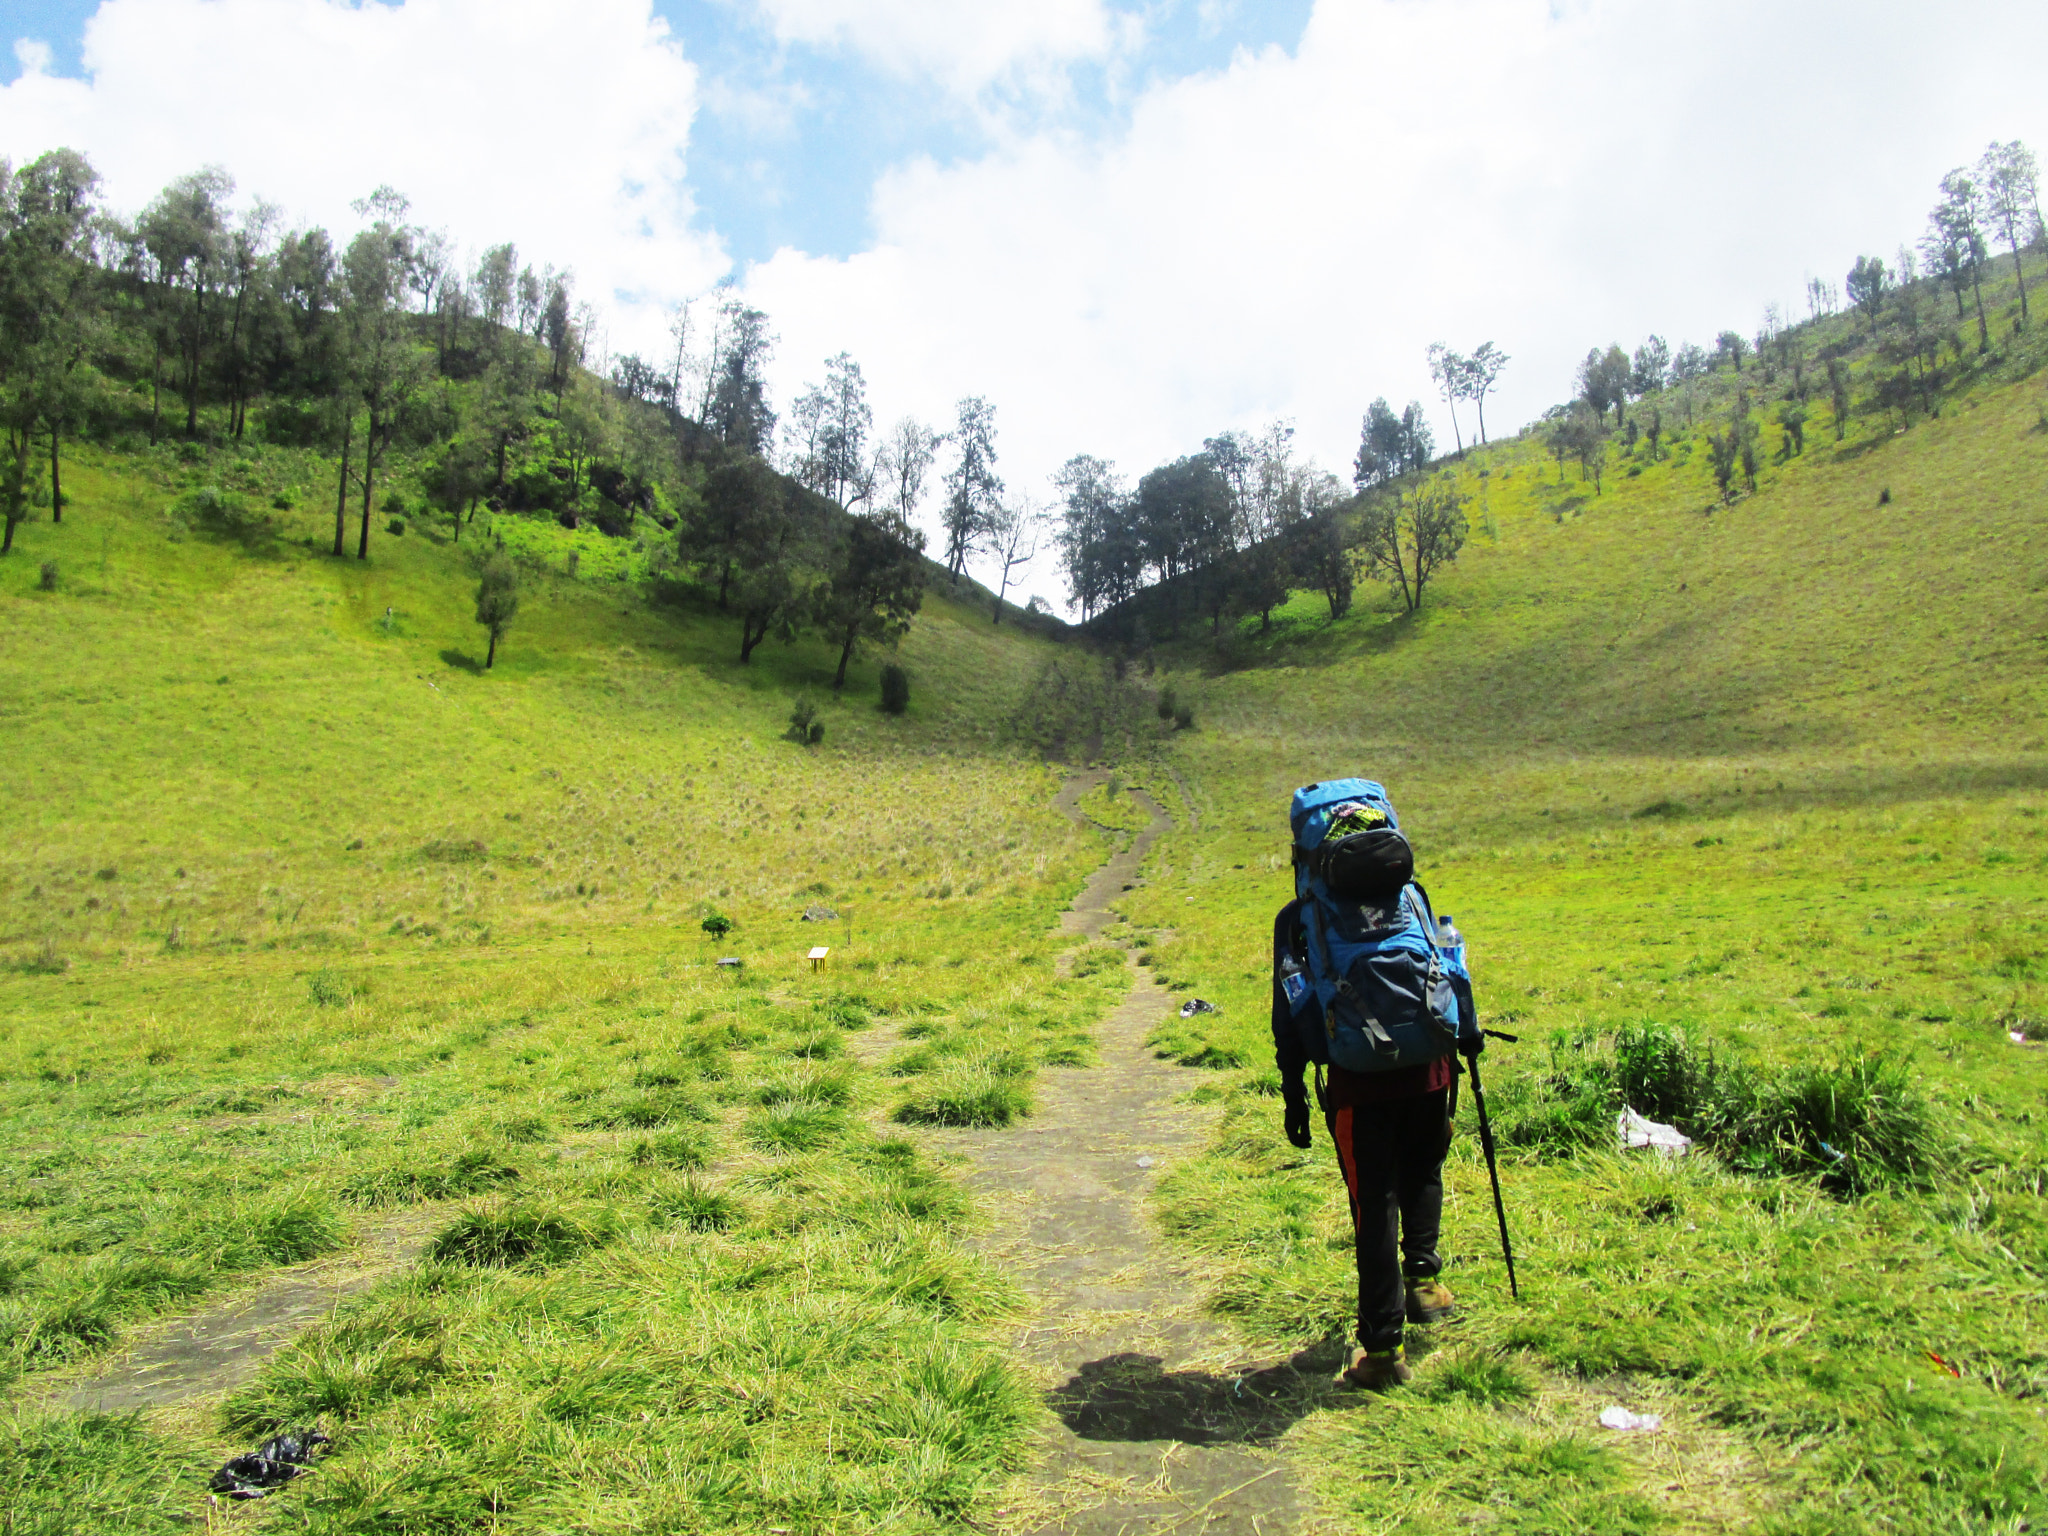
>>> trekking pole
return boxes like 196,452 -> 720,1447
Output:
1462,1032 -> 1521,1301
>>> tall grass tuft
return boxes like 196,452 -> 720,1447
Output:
342,1148 -> 521,1208
428,1202 -> 617,1268
629,1129 -> 713,1170
1497,1021 -> 1950,1191
0,1411 -> 214,1533
744,1102 -> 847,1153
893,1055 -> 1033,1128
645,1176 -> 742,1232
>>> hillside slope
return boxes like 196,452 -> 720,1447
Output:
0,296 -> 2044,1532
1125,361 -> 2048,1530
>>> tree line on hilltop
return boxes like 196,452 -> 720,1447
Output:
2,139 -> 2039,664
0,150 -> 1031,685
1537,142 -> 2040,510
1059,139 -> 2041,642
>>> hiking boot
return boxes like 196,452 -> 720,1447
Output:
1341,1346 -> 1412,1392
1406,1276 -> 1456,1325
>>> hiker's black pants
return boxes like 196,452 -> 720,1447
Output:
1330,1087 -> 1451,1352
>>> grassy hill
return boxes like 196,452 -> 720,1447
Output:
1123,313 -> 2048,1530
1,264 -> 2045,1533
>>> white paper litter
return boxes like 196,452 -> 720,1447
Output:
1617,1107 -> 1692,1156
1598,1406 -> 1663,1433
1136,1156 -> 1156,1169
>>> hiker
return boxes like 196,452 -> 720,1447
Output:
1271,779 -> 1480,1391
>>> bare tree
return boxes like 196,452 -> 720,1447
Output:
1425,343 -> 1468,454
984,497 -> 1045,624
874,416 -> 945,524
1464,342 -> 1508,446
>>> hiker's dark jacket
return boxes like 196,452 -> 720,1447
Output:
1271,900 -> 1454,1109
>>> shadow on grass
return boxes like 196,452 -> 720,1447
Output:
439,649 -> 485,675
1047,1341 -> 1359,1445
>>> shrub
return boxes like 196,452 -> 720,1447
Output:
823,993 -> 873,1029
1156,686 -> 1177,720
2,1295 -> 119,1363
21,937 -> 68,975
1173,703 -> 1194,730
1494,1021 -> 1948,1192
750,1068 -> 855,1109
386,517 -> 406,535
1611,1019 -> 1725,1128
169,485 -> 274,546
880,663 -> 910,714
222,1323 -> 446,1432
0,1408 -> 213,1532
474,554 -> 519,668
271,487 -> 298,510
788,696 -> 825,745
701,910 -> 733,940
307,969 -> 355,1007
1068,944 -> 1125,978
1752,1052 -> 1947,1191
211,1191 -> 347,1268
37,560 -> 56,592
1420,1349 -> 1537,1406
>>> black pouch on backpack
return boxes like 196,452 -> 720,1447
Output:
1310,826 -> 1414,903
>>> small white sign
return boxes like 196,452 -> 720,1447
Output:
807,946 -> 830,960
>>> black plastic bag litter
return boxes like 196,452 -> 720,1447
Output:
1179,999 -> 1219,1017
209,1429 -> 330,1499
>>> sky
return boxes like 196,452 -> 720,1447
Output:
3,0 -> 2046,606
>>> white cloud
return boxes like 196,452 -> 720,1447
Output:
13,38 -> 54,75
0,0 -> 727,338
752,0 -> 1118,95
746,0 -> 2048,595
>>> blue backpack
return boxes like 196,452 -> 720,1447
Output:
1279,778 -> 1478,1073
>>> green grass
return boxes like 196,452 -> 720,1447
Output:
0,437 -> 1133,1529
1,263 -> 2045,1530
1116,279 -> 2048,1530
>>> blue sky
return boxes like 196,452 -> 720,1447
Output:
659,0 -> 1313,263
6,0 -> 1314,266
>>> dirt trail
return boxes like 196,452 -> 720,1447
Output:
932,772 -> 1315,1535
42,1208 -> 443,1417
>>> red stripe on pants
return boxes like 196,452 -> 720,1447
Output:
1332,1104 -> 1361,1225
